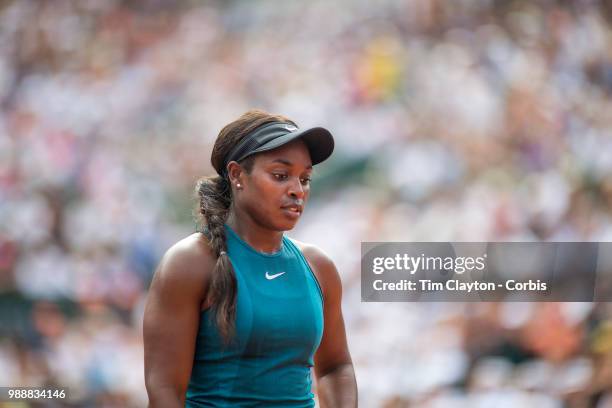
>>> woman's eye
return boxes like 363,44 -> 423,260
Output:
273,174 -> 288,180
300,177 -> 311,185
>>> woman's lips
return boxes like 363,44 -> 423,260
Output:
281,205 -> 302,219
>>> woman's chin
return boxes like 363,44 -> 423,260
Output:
276,218 -> 299,231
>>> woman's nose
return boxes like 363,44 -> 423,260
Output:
288,178 -> 305,199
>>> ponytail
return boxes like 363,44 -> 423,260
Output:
195,175 -> 236,343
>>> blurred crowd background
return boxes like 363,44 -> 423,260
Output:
1,0 -> 612,406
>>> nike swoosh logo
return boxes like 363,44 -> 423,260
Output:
265,271 -> 286,280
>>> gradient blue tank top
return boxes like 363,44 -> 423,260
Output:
185,224 -> 324,407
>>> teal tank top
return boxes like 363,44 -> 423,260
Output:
185,224 -> 324,407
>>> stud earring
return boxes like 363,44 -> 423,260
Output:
236,183 -> 242,189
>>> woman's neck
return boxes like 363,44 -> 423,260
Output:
225,212 -> 284,254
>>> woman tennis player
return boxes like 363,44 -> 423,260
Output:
143,110 -> 357,407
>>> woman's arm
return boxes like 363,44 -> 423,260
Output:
300,244 -> 358,408
143,235 -> 213,408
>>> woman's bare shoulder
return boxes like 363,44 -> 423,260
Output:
166,232 -> 216,262
164,231 -> 215,263
290,238 -> 334,268
150,233 -> 216,302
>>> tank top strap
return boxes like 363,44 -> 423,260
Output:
283,237 -> 324,303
